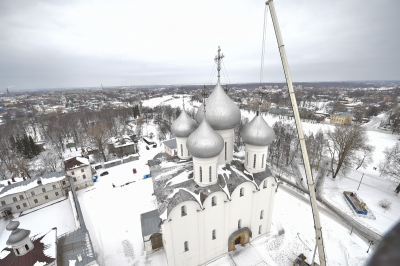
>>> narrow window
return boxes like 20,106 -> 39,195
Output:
225,142 -> 227,160
23,203 -> 27,208
45,196 -> 49,200
260,210 -> 264,220
19,195 -> 24,200
62,181 -> 66,185
42,188 -> 46,193
25,244 -> 29,251
55,192 -> 59,196
181,144 -> 183,156
209,166 -> 212,182
259,225 -> 262,234
238,219 -> 242,229
212,230 -> 216,240
81,169 -> 84,172
253,154 -> 256,168
83,175 -> 86,179
31,191 -> 35,196
184,241 -> 189,252
73,177 -> 77,182
240,188 -> 244,197
52,185 -> 56,189
16,248 -> 20,255
263,180 -> 267,189
1,201 -> 5,206
262,154 -> 265,168
188,150 -> 190,156
34,199 -> 38,204
71,171 -> 74,175
181,206 -> 187,216
200,166 -> 202,182
16,205 -> 21,210
212,196 -> 216,206
13,197 -> 17,202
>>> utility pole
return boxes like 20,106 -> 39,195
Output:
357,173 -> 364,190
266,1 -> 326,265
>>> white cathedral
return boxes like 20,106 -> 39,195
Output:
141,47 -> 277,266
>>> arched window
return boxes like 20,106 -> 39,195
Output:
200,166 -> 202,182
212,196 -> 217,206
13,197 -> 17,202
212,229 -> 216,240
260,210 -> 264,220
25,244 -> 29,251
16,248 -> 20,255
181,206 -> 187,216
240,187 -> 244,197
181,144 -> 183,156
259,225 -> 262,234
184,241 -> 189,251
238,219 -> 242,229
225,142 -> 227,160
263,180 -> 267,189
262,154 -> 265,168
209,166 -> 212,182
253,154 -> 256,168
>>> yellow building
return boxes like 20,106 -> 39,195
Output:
330,112 -> 353,125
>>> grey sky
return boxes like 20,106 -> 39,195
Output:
0,0 -> 399,91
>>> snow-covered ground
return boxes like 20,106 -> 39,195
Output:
0,197 -> 76,250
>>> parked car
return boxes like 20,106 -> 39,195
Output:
100,171 -> 109,176
95,165 -> 102,170
152,144 -> 157,148
146,145 -> 150,150
133,168 -> 137,174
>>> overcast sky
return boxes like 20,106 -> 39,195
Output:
1,0 -> 399,91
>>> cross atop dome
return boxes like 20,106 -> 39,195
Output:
202,85 -> 207,117
214,46 -> 224,81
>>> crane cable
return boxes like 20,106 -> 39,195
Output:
207,62 -> 217,85
260,4 -> 269,87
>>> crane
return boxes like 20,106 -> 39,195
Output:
265,1 -> 327,265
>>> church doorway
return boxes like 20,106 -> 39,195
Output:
150,233 -> 163,250
235,237 -> 241,245
228,227 -> 252,252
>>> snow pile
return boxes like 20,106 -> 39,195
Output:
36,229 -> 57,259
0,250 -> 10,259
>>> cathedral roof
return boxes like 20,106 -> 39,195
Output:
186,119 -> 224,158
196,82 -> 241,130
6,221 -> 31,246
171,110 -> 198,138
240,115 -> 275,146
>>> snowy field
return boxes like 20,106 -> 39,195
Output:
0,197 -> 76,249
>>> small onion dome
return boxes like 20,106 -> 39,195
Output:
240,115 -> 275,146
6,221 -> 31,245
196,82 -> 241,130
187,119 -> 224,158
171,110 -> 198,138
6,221 -> 20,231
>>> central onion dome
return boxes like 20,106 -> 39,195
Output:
171,110 -> 198,138
187,119 -> 224,158
196,82 -> 241,130
6,221 -> 31,245
240,115 -> 275,146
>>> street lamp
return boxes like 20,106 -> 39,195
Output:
367,240 -> 374,253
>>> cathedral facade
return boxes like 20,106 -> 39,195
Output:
141,47 -> 277,266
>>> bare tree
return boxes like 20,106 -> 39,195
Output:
86,123 -> 110,162
381,143 -> 400,193
354,145 -> 375,170
40,151 -> 62,173
325,125 -> 370,179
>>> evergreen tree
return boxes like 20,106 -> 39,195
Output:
29,135 -> 40,157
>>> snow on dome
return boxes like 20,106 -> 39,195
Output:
186,119 -> 224,158
171,110 -> 198,138
196,82 -> 241,130
6,221 -> 20,231
6,227 -> 31,245
240,115 -> 275,146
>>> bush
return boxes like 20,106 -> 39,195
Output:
278,228 -> 285,236
379,199 -> 392,212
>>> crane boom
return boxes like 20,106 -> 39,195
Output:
265,1 -> 327,265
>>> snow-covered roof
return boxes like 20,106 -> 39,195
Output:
64,157 -> 89,171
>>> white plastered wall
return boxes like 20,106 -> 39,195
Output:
215,129 -> 234,165
192,156 -> 218,187
12,237 -> 34,256
244,144 -> 268,173
176,137 -> 191,159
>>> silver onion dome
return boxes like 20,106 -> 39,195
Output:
186,119 -> 224,158
196,82 -> 241,130
6,221 -> 31,245
171,110 -> 198,138
240,115 -> 275,146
